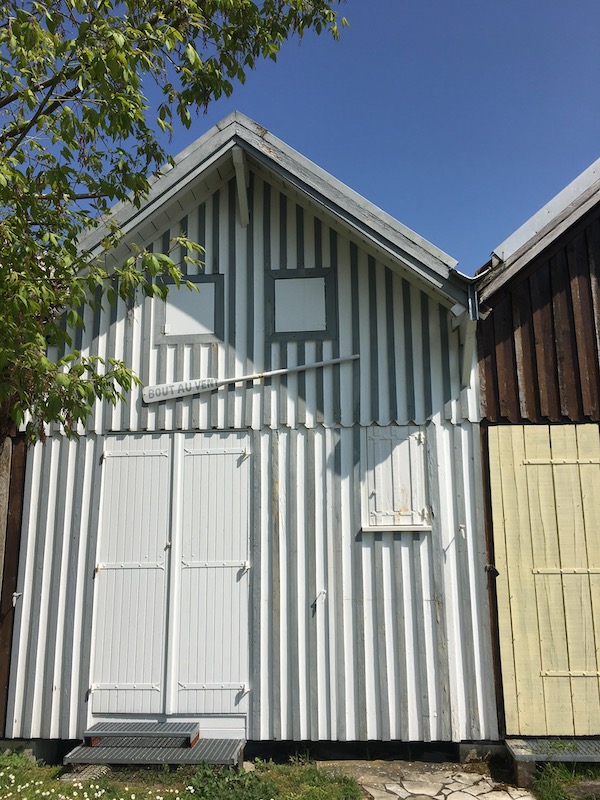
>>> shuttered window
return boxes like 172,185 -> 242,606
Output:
361,426 -> 430,531
156,274 -> 225,343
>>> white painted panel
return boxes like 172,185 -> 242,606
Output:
274,277 -> 326,332
90,434 -> 171,714
176,432 -> 250,716
363,426 -> 429,528
7,419 -> 497,744
164,283 -> 216,336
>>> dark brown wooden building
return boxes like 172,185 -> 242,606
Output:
0,436 -> 26,733
477,159 -> 600,742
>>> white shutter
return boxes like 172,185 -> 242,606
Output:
362,426 -> 430,531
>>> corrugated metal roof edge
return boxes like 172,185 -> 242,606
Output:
478,157 -> 600,302
78,112 -> 470,308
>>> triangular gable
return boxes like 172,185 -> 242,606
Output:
478,157 -> 600,302
79,111 -> 470,310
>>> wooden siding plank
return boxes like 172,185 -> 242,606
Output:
391,535 -> 409,738
576,424 -> 600,727
477,311 -> 500,422
375,263 -> 390,425
530,264 -> 561,421
438,306 -> 451,406
425,428 -> 451,740
410,284 -> 425,423
227,179 -> 237,429
493,294 -> 520,422
352,425 -> 367,739
496,426 -> 546,734
452,425 -> 478,738
368,257 -> 379,424
402,279 -> 416,423
524,426 -> 573,735
421,293 -> 432,420
393,273 -> 408,424
411,531 -> 428,739
386,270 -> 398,421
306,429 -> 319,740
0,438 -> 26,733
511,282 -> 539,421
270,431 -> 281,739
314,430 -> 330,737
568,231 -> 600,419
262,181 -> 273,426
482,207 -> 600,426
550,426 -> 600,733
287,431 -> 301,739
249,431 -> 261,738
349,244 -> 361,425
374,536 -> 391,740
550,251 -> 581,419
331,429 -> 346,737
244,176 -> 256,429
357,251 -> 371,425
329,229 -> 341,426
586,217 -> 600,406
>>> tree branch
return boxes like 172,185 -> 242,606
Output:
0,66 -> 79,112
1,84 -> 80,153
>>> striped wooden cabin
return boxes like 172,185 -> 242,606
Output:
1,113 -> 498,748
477,158 -> 600,739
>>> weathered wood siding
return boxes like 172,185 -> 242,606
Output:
0,437 -> 26,734
6,131 -> 497,744
58,167 -> 469,434
479,203 -> 600,423
6,423 -> 498,742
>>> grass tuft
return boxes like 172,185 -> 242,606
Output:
533,763 -> 600,800
0,750 -> 362,800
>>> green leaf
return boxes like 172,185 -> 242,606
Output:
0,0 -> 343,444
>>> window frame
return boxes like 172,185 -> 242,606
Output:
265,267 -> 338,342
360,425 -> 432,533
155,273 -> 225,345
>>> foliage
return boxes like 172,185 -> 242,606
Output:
189,762 -> 276,800
0,0 -> 344,445
533,762 -> 600,800
0,751 -> 362,800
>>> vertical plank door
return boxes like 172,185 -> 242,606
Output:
490,424 -> 600,735
171,432 -> 251,718
90,434 -> 172,715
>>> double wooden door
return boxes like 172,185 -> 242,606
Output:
90,432 -> 251,727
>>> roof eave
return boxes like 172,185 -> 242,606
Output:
79,111 -> 468,308
478,158 -> 600,302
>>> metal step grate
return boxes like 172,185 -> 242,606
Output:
65,737 -> 244,766
87,736 -> 190,749
85,721 -> 199,743
507,738 -> 600,762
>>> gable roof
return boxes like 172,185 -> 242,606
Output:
478,156 -> 600,302
79,111 -> 471,309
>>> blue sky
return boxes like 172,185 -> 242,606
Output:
162,0 -> 600,275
